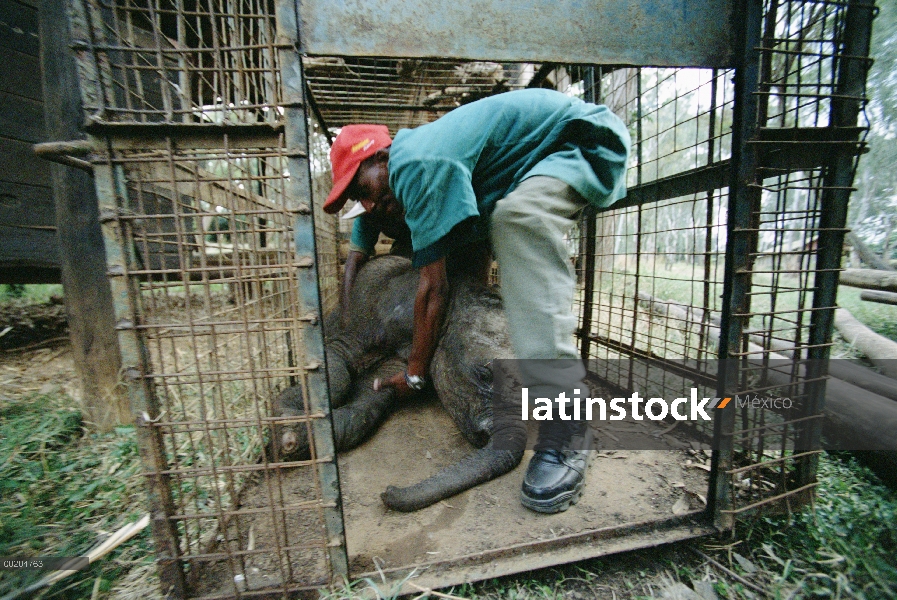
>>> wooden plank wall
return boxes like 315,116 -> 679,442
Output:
0,0 -> 59,283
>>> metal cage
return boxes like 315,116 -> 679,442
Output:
60,0 -> 874,597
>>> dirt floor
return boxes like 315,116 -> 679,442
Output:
0,323 -> 79,402
340,400 -> 710,570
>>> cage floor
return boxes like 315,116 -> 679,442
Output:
193,389 -> 711,596
341,400 -> 711,575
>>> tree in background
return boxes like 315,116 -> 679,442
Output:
850,0 -> 897,263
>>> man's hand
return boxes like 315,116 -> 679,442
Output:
373,371 -> 415,397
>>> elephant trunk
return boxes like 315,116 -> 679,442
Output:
380,441 -> 524,512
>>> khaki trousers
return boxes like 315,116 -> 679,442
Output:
490,176 -> 588,396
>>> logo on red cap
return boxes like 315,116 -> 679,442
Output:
350,139 -> 375,154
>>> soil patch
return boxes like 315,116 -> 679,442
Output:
0,299 -> 68,351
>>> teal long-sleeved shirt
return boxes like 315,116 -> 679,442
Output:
387,88 -> 631,267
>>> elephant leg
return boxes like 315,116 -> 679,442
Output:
325,340 -> 356,407
271,359 -> 405,461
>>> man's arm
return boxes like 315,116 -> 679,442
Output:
408,256 -> 449,378
376,256 -> 449,395
340,249 -> 369,328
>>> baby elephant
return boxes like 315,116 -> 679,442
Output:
270,255 -> 526,512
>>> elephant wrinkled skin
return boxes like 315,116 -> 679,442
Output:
270,255 -> 526,512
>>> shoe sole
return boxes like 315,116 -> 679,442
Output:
520,477 -> 586,514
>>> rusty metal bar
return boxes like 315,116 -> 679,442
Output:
719,481 -> 819,515
796,0 -> 875,494
578,66 -> 598,361
367,513 -> 715,595
710,0 -> 764,530
613,161 -> 731,210
627,69 -> 644,393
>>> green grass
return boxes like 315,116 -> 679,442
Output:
0,284 -> 64,304
729,453 -> 897,599
0,394 -> 152,598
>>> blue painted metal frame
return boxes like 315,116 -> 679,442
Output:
297,0 -> 735,68
278,0 -> 350,582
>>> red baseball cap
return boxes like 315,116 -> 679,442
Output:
324,124 -> 392,214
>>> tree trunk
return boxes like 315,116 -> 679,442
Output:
637,291 -> 897,401
839,268 -> 897,292
834,308 -> 897,379
860,290 -> 897,306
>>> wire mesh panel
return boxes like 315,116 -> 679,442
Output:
91,136 -> 344,596
304,58 -> 532,134
66,0 -> 348,595
571,0 -> 872,524
715,0 -> 872,522
572,66 -> 733,455
69,0 -> 285,124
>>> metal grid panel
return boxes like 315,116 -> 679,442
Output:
573,67 -> 732,448
717,0 -> 871,518
571,0 -> 870,520
304,58 -> 533,134
71,0 -> 286,124
67,0 -> 348,593
98,139 -> 337,595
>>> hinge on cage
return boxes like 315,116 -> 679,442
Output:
99,207 -> 140,225
121,367 -> 141,381
136,411 -> 164,427
115,318 -> 134,330
98,208 -> 119,224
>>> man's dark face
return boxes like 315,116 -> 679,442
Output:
349,151 -> 403,221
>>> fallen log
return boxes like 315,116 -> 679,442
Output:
636,292 -> 897,401
834,308 -> 897,379
839,268 -> 897,292
860,289 -> 897,306
613,301 -> 897,482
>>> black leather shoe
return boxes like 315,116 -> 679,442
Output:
521,427 -> 593,513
